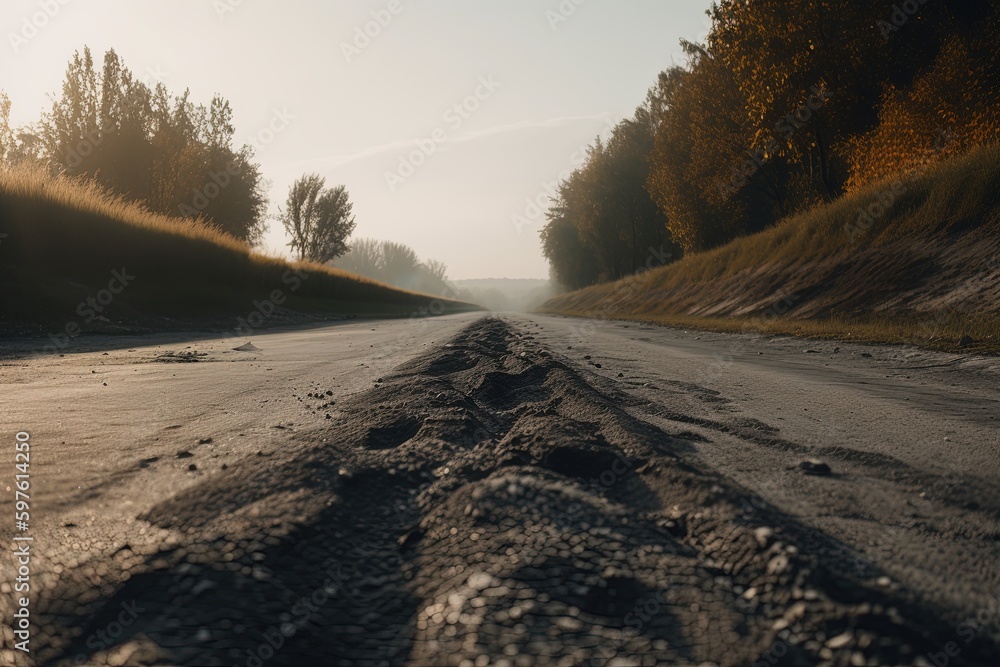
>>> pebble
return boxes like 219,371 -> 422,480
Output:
799,460 -> 832,476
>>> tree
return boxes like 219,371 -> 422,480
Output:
415,259 -> 451,295
330,239 -> 455,296
0,93 -> 44,167
537,104 -> 681,287
282,174 -> 356,263
379,241 -> 420,286
0,93 -> 13,164
34,46 -> 269,245
540,205 -> 600,290
332,237 -> 383,279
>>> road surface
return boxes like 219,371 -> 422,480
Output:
1,313 -> 998,666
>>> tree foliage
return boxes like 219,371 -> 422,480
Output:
543,0 -> 1000,286
541,108 -> 681,290
282,174 -> 356,264
332,238 -> 455,296
647,0 -> 1000,253
8,46 -> 268,244
0,93 -> 12,164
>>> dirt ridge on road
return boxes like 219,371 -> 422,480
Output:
28,318 -> 1000,666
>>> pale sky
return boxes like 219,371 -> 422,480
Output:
2,0 -> 712,279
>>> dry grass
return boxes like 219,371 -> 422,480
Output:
0,166 -> 476,332
542,145 -> 1000,352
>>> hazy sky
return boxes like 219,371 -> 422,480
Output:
2,0 -> 712,279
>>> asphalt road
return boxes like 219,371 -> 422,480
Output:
1,313 -> 998,666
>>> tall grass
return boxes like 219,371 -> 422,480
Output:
0,166 -> 474,328
541,145 -> 1000,350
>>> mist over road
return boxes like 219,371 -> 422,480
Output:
2,314 -> 998,666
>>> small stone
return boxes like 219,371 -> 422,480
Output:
959,336 -> 975,347
106,644 -> 134,667
799,459 -> 831,476
176,451 -> 194,459
188,464 -> 198,471
753,526 -> 774,548
827,632 -> 853,650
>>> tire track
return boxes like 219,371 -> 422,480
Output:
31,317 -> 999,666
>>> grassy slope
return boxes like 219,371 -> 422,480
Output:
540,144 -> 1000,352
0,168 -> 478,336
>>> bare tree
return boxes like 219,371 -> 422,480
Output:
332,237 -> 383,278
331,238 -> 455,296
0,93 -> 13,164
379,241 -> 420,286
282,173 -> 356,263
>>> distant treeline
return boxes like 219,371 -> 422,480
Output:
332,238 -> 455,297
543,0 -> 1000,290
0,47 -> 267,245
